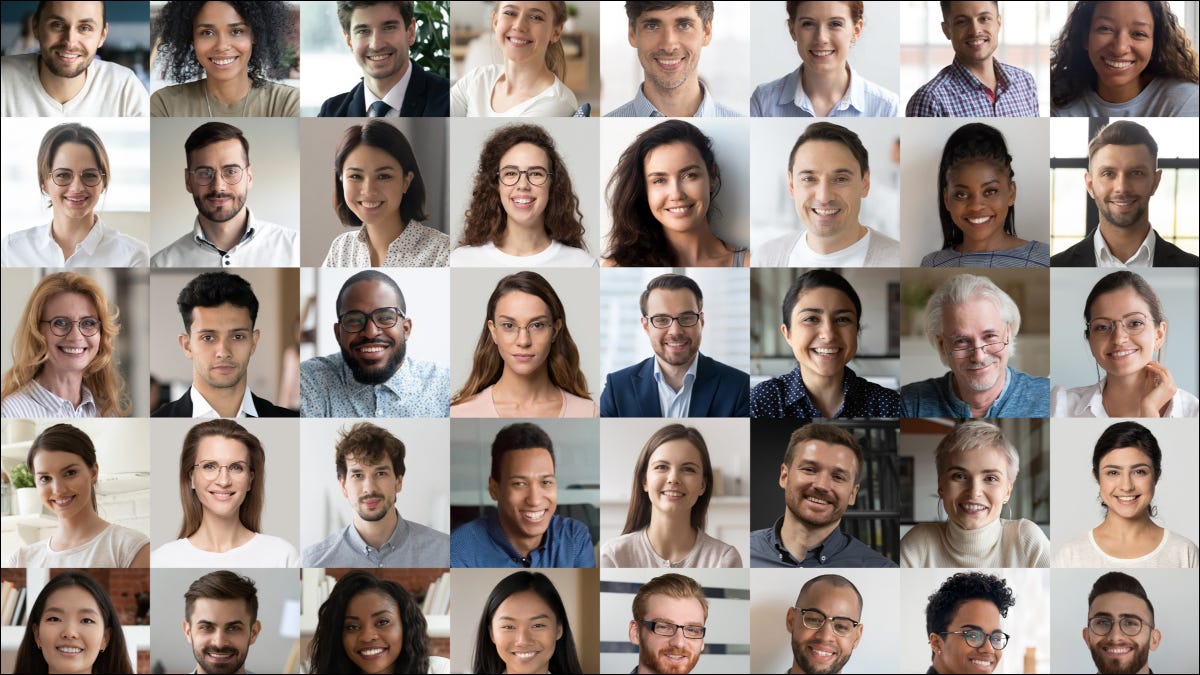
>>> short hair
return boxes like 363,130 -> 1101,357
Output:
935,420 -> 1020,481
784,423 -> 864,483
333,120 -> 429,228
490,422 -> 556,483
472,572 -> 583,675
1087,120 -> 1159,169
1087,572 -> 1156,624
788,122 -> 870,177
925,571 -> 1015,637
1091,421 -> 1162,484
335,269 -> 407,317
184,571 -> 260,625
781,269 -> 863,330
796,574 -> 864,617
632,573 -> 709,622
28,423 -> 99,512
335,422 -> 407,480
1084,271 -> 1166,339
639,274 -> 704,316
185,122 -> 250,168
336,1 -> 413,33
939,1 -> 999,20
35,1 -> 108,27
177,272 -> 260,334
937,123 -> 1018,250
177,419 -> 266,539
924,274 -> 1021,366
787,1 -> 863,24
37,123 -> 111,195
626,1 -> 714,26
14,571 -> 132,675
622,424 -> 714,534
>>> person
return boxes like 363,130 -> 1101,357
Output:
919,123 -> 1050,268
602,424 -> 741,568
628,572 -> 708,674
451,271 -> 597,418
151,121 -> 300,267
600,273 -> 749,417
754,122 -> 900,266
900,421 -> 1050,568
300,270 -> 450,417
323,120 -> 449,267
603,120 -> 748,267
450,1 -> 578,117
153,272 -> 298,418
923,571 -> 1015,675
471,571 -> 584,674
905,1 -> 1039,117
151,419 -> 299,567
12,571 -> 134,675
751,1 -> 898,117
607,1 -> 739,117
150,1 -> 299,117
901,273 -> 1050,418
750,423 -> 897,568
4,423 -> 149,568
1052,421 -> 1199,568
3,123 -> 148,267
0,1 -> 148,116
1051,120 -> 1200,267
751,270 -> 901,418
1052,271 -> 1198,418
450,422 -> 595,567
1,271 -> 130,418
319,1 -> 450,117
450,123 -> 595,266
301,422 -> 450,567
1083,572 -> 1162,675
786,574 -> 864,675
182,571 -> 261,675
1050,1 -> 1199,117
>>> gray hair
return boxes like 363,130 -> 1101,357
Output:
934,420 -> 1020,481
924,274 -> 1021,366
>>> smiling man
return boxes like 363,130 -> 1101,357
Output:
1083,572 -> 1162,675
787,575 -> 864,675
629,573 -> 708,674
182,571 -> 261,675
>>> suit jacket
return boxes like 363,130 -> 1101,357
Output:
1051,228 -> 1200,267
600,354 -> 750,417
151,387 -> 299,418
318,63 -> 449,117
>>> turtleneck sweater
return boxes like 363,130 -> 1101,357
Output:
900,517 -> 1049,568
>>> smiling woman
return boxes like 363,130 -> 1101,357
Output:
472,571 -> 583,674
13,571 -> 134,675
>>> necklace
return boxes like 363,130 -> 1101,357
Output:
204,81 -> 252,117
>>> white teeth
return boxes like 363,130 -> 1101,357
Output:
806,497 -> 830,505
512,197 -> 534,204
661,490 -> 685,497
813,208 -> 839,216
514,651 -> 537,658
657,58 -> 682,66
1105,646 -> 1132,654
1103,59 -> 1134,69
57,647 -> 83,654
961,503 -> 987,513
522,510 -> 547,521
967,216 -> 991,224
52,496 -> 75,506
359,201 -> 382,208
359,647 -> 385,656
810,50 -> 834,57
810,648 -> 834,657
61,347 -> 86,354
358,346 -> 386,353
508,37 -> 532,45
1116,496 -> 1138,503
367,53 -> 392,61
665,206 -> 691,213
813,348 -> 840,355
1109,349 -> 1137,358
212,57 -> 236,65
970,659 -> 993,666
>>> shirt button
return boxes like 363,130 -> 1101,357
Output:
820,556 -> 827,563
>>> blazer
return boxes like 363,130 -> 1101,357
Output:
318,63 -> 450,117
1051,228 -> 1200,267
151,388 -> 299,418
600,354 -> 750,417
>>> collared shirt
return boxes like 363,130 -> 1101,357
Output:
750,65 -> 899,117
1050,380 -> 1199,418
905,58 -> 1040,117
189,386 -> 259,419
900,367 -> 1050,418
653,355 -> 699,418
2,219 -> 149,268
322,222 -> 450,267
605,82 -> 743,117
299,353 -> 450,418
749,516 -> 897,568
1,380 -> 98,418
750,365 -> 901,418
363,62 -> 413,118
301,509 -> 450,567
450,513 -> 595,568
1094,227 -> 1156,268
150,210 -> 299,268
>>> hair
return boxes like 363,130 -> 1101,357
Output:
632,573 -> 709,622
184,570 -> 260,624
938,0 -> 999,19
490,422 -> 556,483
337,1 -> 414,32
37,122 -> 111,198
780,269 -> 863,329
622,424 -> 714,534
639,273 -> 703,316
626,1 -> 714,26
1049,1 -> 1200,108
185,121 -> 251,169
496,1 -> 569,80
935,420 -> 1020,482
2,272 -> 130,417
13,571 -> 133,675
604,120 -> 721,267
796,574 -> 864,616
154,0 -> 292,87
472,572 -> 584,675
333,120 -> 429,228
177,419 -> 266,539
1088,572 -> 1156,624
937,123 -> 1017,249
1091,421 -> 1162,484
459,124 -> 586,250
1084,271 -> 1166,340
451,271 -> 591,404
335,422 -> 407,480
786,1 -> 863,24
336,269 -> 407,316
1087,120 -> 1159,168
308,570 -> 430,675
784,423 -> 864,483
35,1 -> 108,27
924,571 -> 1015,639
787,122 -> 870,177
27,423 -> 100,512
176,271 -> 259,334
924,273 -> 1021,366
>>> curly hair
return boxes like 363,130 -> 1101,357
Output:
622,424 -> 714,534
177,419 -> 266,539
14,571 -> 134,675
2,272 -> 130,417
308,570 -> 430,674
472,572 -> 583,675
925,571 -> 1016,637
155,1 -> 292,87
1049,1 -> 1200,108
937,123 -> 1017,250
459,124 -> 586,250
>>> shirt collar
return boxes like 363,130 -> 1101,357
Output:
781,365 -> 856,411
632,81 -> 721,117
485,512 -> 548,563
1094,227 -> 1155,267
792,64 -> 867,114
344,507 -> 408,554
192,209 -> 257,251
189,385 -> 258,418
652,353 -> 700,386
338,353 -> 411,397
34,217 -> 108,255
363,64 -> 412,115
945,366 -> 1014,414
949,57 -> 1011,94
769,515 -> 850,565
31,379 -> 96,413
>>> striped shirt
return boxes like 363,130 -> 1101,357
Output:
606,83 -> 743,117
1,380 -> 98,418
905,59 -> 1039,117
920,240 -> 1050,268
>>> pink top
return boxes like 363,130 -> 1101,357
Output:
450,385 -> 599,418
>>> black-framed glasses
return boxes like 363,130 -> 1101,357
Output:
40,317 -> 101,337
192,461 -> 250,480
938,629 -> 1009,650
49,169 -> 105,187
188,165 -> 245,186
795,608 -> 860,637
338,307 -> 405,333
497,167 -> 552,186
947,340 -> 1009,360
1087,314 -> 1150,338
1088,615 -> 1152,637
645,312 -> 701,329
640,620 -> 705,640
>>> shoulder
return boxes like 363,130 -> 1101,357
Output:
561,389 -> 599,418
1050,235 -> 1093,266
261,81 -> 301,115
858,75 -> 900,114
600,531 -> 643,564
300,531 -> 343,565
842,531 -> 898,567
319,88 -> 355,116
755,231 -> 803,265
252,532 -> 299,553
301,354 -> 343,378
920,249 -> 950,267
604,97 -> 641,118
999,61 -> 1037,86
110,523 -> 151,546
699,354 -> 745,379
750,70 -> 795,116
150,538 -> 192,563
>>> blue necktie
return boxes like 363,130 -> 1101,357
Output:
369,100 -> 392,118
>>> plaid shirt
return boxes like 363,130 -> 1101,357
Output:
905,58 -> 1040,117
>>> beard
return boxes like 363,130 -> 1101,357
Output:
640,645 -> 701,675
1095,198 -> 1148,230
1088,640 -> 1151,675
786,488 -> 846,529
40,43 -> 92,79
356,493 -> 393,522
792,635 -> 851,675
193,189 -> 247,224
192,643 -> 247,675
341,337 -> 406,385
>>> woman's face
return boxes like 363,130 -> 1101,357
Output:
788,1 -> 863,74
930,598 -> 1004,675
34,449 -> 97,521
1086,287 -> 1164,379
342,590 -> 404,675
38,291 -> 101,380
781,286 -> 858,380
192,1 -> 254,84
488,291 -> 560,379
340,144 -> 415,229
493,1 -> 562,64
34,585 -> 110,675
938,447 -> 1013,531
1097,446 -> 1158,521
643,438 -> 707,519
643,141 -> 712,235
943,159 -> 1015,250
42,142 -> 104,222
1086,1 -> 1155,100
491,589 -> 563,675
190,435 -> 253,521
498,142 -> 553,232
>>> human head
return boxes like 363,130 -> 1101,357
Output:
14,570 -> 132,675
1090,421 -> 1162,521
154,0 -> 291,86
175,272 -> 261,396
1084,572 -> 1161,675
788,574 -> 864,675
639,274 -> 705,372
335,422 -> 406,524
625,1 -> 714,99
1083,270 -> 1167,378
786,124 -> 871,244
493,2 -> 569,80
934,420 -> 1019,531
33,1 -> 108,81
625,1 -> 714,27
1087,120 -> 1159,170
37,122 -> 111,208
623,424 -> 714,534
333,120 -> 428,228
28,422 -> 100,512
487,423 -> 559,555
785,1 -> 864,24
177,419 -> 265,538
334,270 -> 411,386
786,0 -> 866,85
308,570 -> 430,675
936,123 -> 1017,249
923,273 -> 1021,382
183,571 -> 261,675
787,122 -> 869,178
780,423 -> 863,532
1085,121 -> 1163,233
186,121 -> 251,170
629,572 -> 708,674
337,2 -> 416,93
938,1 -> 1002,67
177,272 -> 260,334
780,269 -> 863,331
184,122 -> 254,227
925,571 -> 1015,674
472,571 -> 582,675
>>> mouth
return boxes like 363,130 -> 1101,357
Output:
965,215 -> 994,227
968,657 -> 995,671
1114,494 -> 1141,506
663,339 -> 691,351
810,347 -> 842,361
958,501 -> 989,515
205,193 -> 234,206
521,509 -> 548,523
352,340 -> 393,356
357,200 -> 385,212
663,204 -> 695,216
366,51 -> 394,62
1107,347 -> 1139,360
63,194 -> 90,206
1106,196 -> 1138,211
804,495 -> 833,509
1101,58 -> 1136,71
811,207 -> 842,218
208,490 -> 237,501
964,36 -> 989,48
511,353 -> 537,362
50,495 -> 77,508
55,646 -> 85,655
510,196 -> 536,209
506,34 -> 533,47
58,345 -> 89,356
204,649 -> 236,662
356,646 -> 390,660
660,490 -> 687,499
52,50 -> 85,64
805,645 -> 838,662
965,358 -> 999,372
808,49 -> 835,58
360,496 -> 384,509
511,650 -> 541,661
1103,645 -> 1135,656
653,53 -> 686,72
209,55 -> 239,67
661,651 -> 691,664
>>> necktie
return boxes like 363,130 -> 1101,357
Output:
369,100 -> 392,118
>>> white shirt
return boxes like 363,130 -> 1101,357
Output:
1,380 -> 97,418
1094,227 -> 1156,267
151,210 -> 299,267
450,64 -> 578,117
448,240 -> 597,267
1050,380 -> 1199,418
6,523 -> 149,568
322,222 -> 449,267
190,385 -> 259,419
1,53 -> 149,117
151,533 -> 299,568
364,63 -> 413,117
653,354 -> 699,418
3,219 -> 149,268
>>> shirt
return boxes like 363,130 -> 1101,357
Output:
2,219 -> 149,268
1,53 -> 149,117
450,513 -> 595,568
754,229 -> 901,267
920,240 -> 1050,268
750,516 -> 897,568
151,211 -> 299,267
1095,227 -> 1155,268
322,222 -> 450,267
300,353 -> 450,418
1050,380 -> 1200,418
654,355 -> 699,418
905,58 -> 1040,117
190,386 -> 258,419
301,509 -> 450,567
750,65 -> 899,117
364,62 -> 413,117
606,82 -> 743,117
448,240 -> 597,267
750,366 -> 901,418
900,367 -> 1050,418
1,381 -> 97,418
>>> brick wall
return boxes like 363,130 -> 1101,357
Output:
49,569 -> 150,625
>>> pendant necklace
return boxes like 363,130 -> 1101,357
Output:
205,81 -> 252,117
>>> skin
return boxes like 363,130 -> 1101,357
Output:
345,3 -> 415,99
342,590 -> 404,675
787,581 -> 863,675
644,439 -> 706,522
781,287 -> 859,392
788,140 -> 870,254
34,1 -> 107,103
943,160 -> 1022,253
629,594 -> 706,674
43,142 -> 104,233
36,292 -> 101,407
1087,1 -> 1155,104
488,447 -> 558,557
1084,591 -> 1161,675
192,1 -> 254,103
497,142 -> 553,244
1086,288 -> 1174,417
488,291 -> 561,381
781,440 -> 860,533
341,144 -> 414,232
644,142 -> 712,236
937,447 -> 1014,531
190,436 -> 253,527
1096,447 -> 1157,525
184,597 -> 261,675
179,303 -> 260,414
35,449 -> 98,524
641,288 -> 704,387
929,598 -> 1003,675
490,2 -> 562,112
937,297 -> 1011,412
339,453 -> 403,551
940,1 -> 1001,76
185,138 -> 254,243
628,5 -> 712,115
1085,144 -> 1162,260
789,2 -> 862,116
33,586 -> 110,675
491,590 -> 563,675
335,280 -> 411,385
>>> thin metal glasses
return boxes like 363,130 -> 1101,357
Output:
40,317 -> 101,337
188,166 -> 245,186
1087,313 -> 1150,338
795,608 -> 860,637
491,319 -> 552,338
192,461 -> 250,480
947,340 -> 1009,360
640,620 -> 706,640
49,170 -> 105,187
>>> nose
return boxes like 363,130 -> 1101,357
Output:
362,474 -> 378,493
1113,30 -> 1131,53
360,316 -> 383,338
215,336 -> 232,358
514,325 -> 533,347
662,25 -> 681,51
811,470 -> 833,492
668,627 -> 688,648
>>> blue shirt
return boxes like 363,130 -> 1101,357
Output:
901,367 -> 1050,418
750,366 -> 901,419
300,510 -> 450,567
606,82 -> 743,117
299,353 -> 450,418
750,65 -> 899,117
451,513 -> 595,568
750,516 -> 897,568
905,58 -> 1039,117
653,355 -> 699,418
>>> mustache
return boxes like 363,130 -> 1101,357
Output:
351,336 -> 393,348
204,191 -> 235,200
359,493 -> 385,503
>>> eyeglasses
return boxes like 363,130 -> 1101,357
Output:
938,629 -> 1009,650
40,317 -> 101,337
1089,615 -> 1152,637
49,170 -> 105,187
795,608 -> 860,637
645,312 -> 701,329
947,339 -> 1009,360
338,307 -> 405,333
192,461 -> 250,480
491,319 -> 553,338
1087,314 -> 1150,338
188,166 -> 245,186
640,620 -> 706,640
497,167 -> 552,186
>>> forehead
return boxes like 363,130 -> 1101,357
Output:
1099,445 -> 1153,467
943,296 -> 1003,331
646,287 -> 700,312
197,434 -> 250,462
1091,143 -> 1155,170
791,439 -> 857,471
346,589 -> 399,616
943,446 -> 1008,473
345,144 -> 398,169
648,438 -> 703,464
636,5 -> 703,25
794,2 -> 855,21
1089,288 -> 1152,316
43,291 -> 98,317
500,142 -> 550,167
190,303 -> 254,329
792,286 -> 855,316
947,159 -> 1007,184
45,585 -> 103,615
190,596 -> 252,623
50,142 -> 101,168
351,2 -> 407,25
948,598 -> 1001,628
344,452 -> 393,473
195,1 -> 247,25
40,1 -> 105,23
791,139 -> 860,175
644,142 -> 706,173
499,447 -> 555,478
341,279 -> 402,311
500,1 -> 555,15
1091,1 -> 1154,26
33,448 -> 85,472
1089,591 -> 1151,618
189,138 -> 247,167
643,593 -> 705,624
946,1 -> 998,20
494,290 -> 551,318
495,589 -> 556,620
798,581 -> 862,617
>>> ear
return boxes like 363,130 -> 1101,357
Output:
641,315 -> 651,337
786,17 -> 797,43
394,474 -> 404,496
97,23 -> 108,49
1150,168 -> 1162,195
787,169 -> 796,199
940,20 -> 951,41
930,631 -> 945,655
101,626 -> 110,652
847,481 -> 860,507
852,19 -> 863,43
179,333 -> 193,358
701,19 -> 712,46
1149,627 -> 1161,652
628,22 -> 637,47
1001,480 -> 1014,505
488,476 -> 499,502
780,322 -> 791,342
400,316 -> 412,340
556,622 -> 564,642
344,30 -> 352,50
250,328 -> 260,356
249,620 -> 262,646
1154,321 -> 1166,350
778,462 -> 789,490
860,169 -> 871,198
1007,180 -> 1017,207
553,318 -> 563,340
402,170 -> 415,194
488,319 -> 499,344
339,475 -> 349,499
1084,171 -> 1094,199
244,163 -> 253,191
334,321 -> 343,343
786,605 -> 796,633
629,619 -> 641,646
550,22 -> 562,44
406,20 -> 416,46
184,166 -> 194,196
851,623 -> 863,649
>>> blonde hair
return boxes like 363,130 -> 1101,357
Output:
494,1 -> 569,80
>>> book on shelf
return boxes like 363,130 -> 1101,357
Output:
1,580 -> 17,626
11,587 -> 27,626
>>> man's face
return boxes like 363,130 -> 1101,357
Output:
628,5 -> 712,94
184,597 -> 260,675
339,452 -> 402,524
345,3 -> 414,91
781,439 -> 859,529
180,303 -> 259,393
788,140 -> 870,243
940,1 -> 1001,67
1084,591 -> 1160,675
787,582 -> 863,675
1086,144 -> 1162,231
938,297 -> 1011,395
630,594 -> 706,674
35,1 -> 107,79
642,288 -> 703,369
335,280 -> 410,385
489,447 -> 557,551
185,139 -> 253,226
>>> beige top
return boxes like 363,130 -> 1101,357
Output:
900,518 -> 1050,568
601,528 -> 743,568
450,385 -> 598,418
150,79 -> 300,117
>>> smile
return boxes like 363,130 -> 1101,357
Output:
965,37 -> 988,47
205,651 -> 235,660
208,490 -> 237,500
1108,348 -> 1138,359
808,50 -> 834,57
959,502 -> 988,514
805,496 -> 831,506
51,496 -> 76,507
812,208 -> 841,216
506,35 -> 533,46
811,347 -> 840,355
511,196 -> 535,206
654,56 -> 685,70
521,509 -> 548,522
210,56 -> 238,66
56,646 -> 84,655
1114,495 -> 1140,504
807,646 -> 836,659
358,647 -> 388,657
661,490 -> 686,498
966,216 -> 992,225
367,52 -> 394,61
64,195 -> 89,204
1102,58 -> 1135,70
512,651 -> 540,660
356,345 -> 389,353
358,201 -> 383,209
664,205 -> 694,214
1104,646 -> 1133,655
969,658 -> 994,668
59,347 -> 87,355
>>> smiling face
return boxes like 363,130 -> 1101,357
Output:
644,141 -> 713,235
643,439 -> 707,520
941,1 -> 1001,67
1096,446 -> 1157,522
1086,144 -> 1162,232
781,440 -> 860,530
191,1 -> 253,85
493,2 -> 562,65
630,594 -> 706,674
789,2 -> 862,75
931,599 -> 1003,674
190,435 -> 253,521
342,590 -> 403,675
185,597 -> 260,675
1086,1 -> 1155,102
340,144 -> 414,229
629,4 -> 712,93
782,286 -> 859,381
938,447 -> 1013,531
339,452 -> 402,524
43,142 -> 104,223
939,297 -> 1010,395
1087,288 -> 1165,379
491,589 -> 563,675
345,3 -> 415,94
789,140 -> 870,247
38,291 -> 101,380
34,585 -> 110,675
335,280 -> 411,385
787,581 -> 863,675
642,288 -> 703,370
181,303 -> 259,395
185,138 -> 252,226
487,291 -> 560,380
489,447 -> 558,555
35,1 -> 107,80
1084,591 -> 1160,675
943,160 -> 1016,251
498,142 -> 553,233
34,449 -> 97,520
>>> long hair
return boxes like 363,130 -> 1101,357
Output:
1084,270 -> 1166,337
936,123 -> 1017,249
1049,1 -> 1200,108
2,272 -> 130,417
13,571 -> 133,675
495,1 -> 569,80
333,120 -> 430,228
604,120 -> 721,267
177,419 -> 266,539
472,571 -> 583,675
459,123 -> 586,250
154,0 -> 292,86
308,570 -> 430,674
622,424 -> 714,535
28,423 -> 100,512
451,271 -> 590,404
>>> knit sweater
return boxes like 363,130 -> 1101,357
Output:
900,518 -> 1049,568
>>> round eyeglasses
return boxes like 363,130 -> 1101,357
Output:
192,461 -> 250,481
640,620 -> 706,640
938,629 -> 1009,650
795,608 -> 860,637
338,307 -> 405,333
1088,615 -> 1152,637
497,167 -> 551,186
1087,314 -> 1150,338
188,165 -> 245,186
40,316 -> 101,337
644,312 -> 701,329
49,170 -> 105,187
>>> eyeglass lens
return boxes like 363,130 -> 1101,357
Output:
645,621 -> 705,639
50,170 -> 104,187
799,609 -> 857,636
1089,616 -> 1146,636
961,630 -> 1008,649
1088,314 -> 1148,337
194,461 -> 249,479
647,312 -> 701,329
190,166 -> 244,186
42,317 -> 101,337
498,167 -> 550,186
339,307 -> 401,333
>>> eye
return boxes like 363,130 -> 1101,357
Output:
44,616 -> 61,623
198,28 -> 214,37
355,27 -> 369,36
376,172 -> 393,181
512,480 -> 527,488
231,28 -> 245,36
951,471 -> 967,481
344,172 -> 362,181
64,469 -> 77,477
38,475 -> 51,484
201,461 -> 219,472
800,20 -> 815,28
500,321 -> 515,330
678,20 -> 693,29
835,316 -> 855,326
376,618 -> 391,627
50,317 -> 72,331
530,321 -> 547,330
541,479 -> 555,487
984,188 -> 998,196
1127,319 -> 1145,328
227,625 -> 241,632
344,623 -> 359,632
985,475 -> 1000,483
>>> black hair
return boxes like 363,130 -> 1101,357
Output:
14,571 -> 133,675
1091,421 -> 1163,483
308,571 -> 430,674
155,1 -> 292,86
925,571 -> 1015,639
937,123 -> 1017,249
472,572 -> 584,675
185,121 -> 250,168
336,269 -> 407,316
490,422 -> 556,483
788,121 -> 870,177
177,271 -> 260,333
781,269 -> 863,329
1088,572 -> 1156,624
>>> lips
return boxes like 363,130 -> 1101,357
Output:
811,207 -> 842,218
366,51 -> 394,62
204,649 -> 236,661
356,645 -> 390,660
958,501 -> 989,515
510,195 -> 536,209
209,55 -> 239,68
358,200 -> 383,210
521,509 -> 548,522
352,339 -> 393,356
506,34 -> 533,47
1107,347 -> 1138,360
653,53 -> 685,71
63,194 -> 90,205
808,49 -> 835,58
805,644 -> 838,662
55,645 -> 84,655
58,346 -> 88,355
967,657 -> 995,672
1101,58 -> 1135,70
50,495 -> 77,508
208,490 -> 237,501
511,649 -> 541,661
663,204 -> 694,216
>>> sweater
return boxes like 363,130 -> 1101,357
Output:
1052,529 -> 1198,568
900,518 -> 1049,568
600,528 -> 742,568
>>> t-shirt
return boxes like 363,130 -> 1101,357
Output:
1051,77 -> 1199,117
1052,529 -> 1198,568
151,533 -> 299,567
600,528 -> 742,568
2,53 -> 148,116
448,240 -> 596,267
6,523 -> 149,568
450,64 -> 578,117
755,228 -> 900,267
150,79 -> 299,117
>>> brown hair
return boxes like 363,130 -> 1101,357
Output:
333,120 -> 429,228
185,570 -> 260,624
639,273 -> 703,316
177,420 -> 266,539
1084,270 -> 1165,338
37,122 -> 111,197
632,572 -> 709,622
1087,120 -> 1159,168
496,1 -> 569,80
28,423 -> 99,512
334,422 -> 407,480
621,424 -> 714,534
786,1 -> 863,24
784,423 -> 863,483
336,1 -> 414,32
626,1 -> 714,26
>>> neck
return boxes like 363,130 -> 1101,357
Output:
799,62 -> 851,114
656,354 -> 696,392
354,506 -> 399,550
502,58 -> 553,92
950,369 -> 1007,418
780,510 -> 840,562
205,75 -> 252,106
190,514 -> 252,552
366,58 -> 410,99
497,221 -> 552,256
363,219 -> 407,266
35,369 -> 85,407
646,515 -> 697,562
54,508 -> 108,547
494,368 -> 559,401
198,209 -> 250,252
1099,373 -> 1149,416
37,56 -> 87,104
798,365 -> 844,418
194,378 -> 248,418
957,231 -> 1023,254
642,79 -> 704,117
1098,512 -> 1160,537
1098,221 -> 1152,262
663,227 -> 724,266
805,223 -> 866,255
957,56 -> 996,89
1096,75 -> 1150,104
50,212 -> 97,257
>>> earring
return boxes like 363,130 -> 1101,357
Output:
1095,361 -> 1103,387
1149,503 -> 1159,518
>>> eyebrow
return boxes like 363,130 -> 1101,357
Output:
45,14 -> 99,25
345,609 -> 394,621
344,163 -> 397,172
501,4 -> 544,15
647,164 -> 703,178
508,473 -> 556,480
195,325 -> 253,333
498,612 -> 551,621
1101,462 -> 1152,471
951,178 -> 1000,188
36,462 -> 82,475
195,20 -> 249,29
196,619 -> 246,627
795,168 -> 856,176
1094,14 -> 1152,27
352,20 -> 401,31
45,605 -> 100,616
947,329 -> 1002,339
500,164 -> 549,171
946,464 -> 1004,474
496,313 -> 551,322
797,307 -> 856,315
